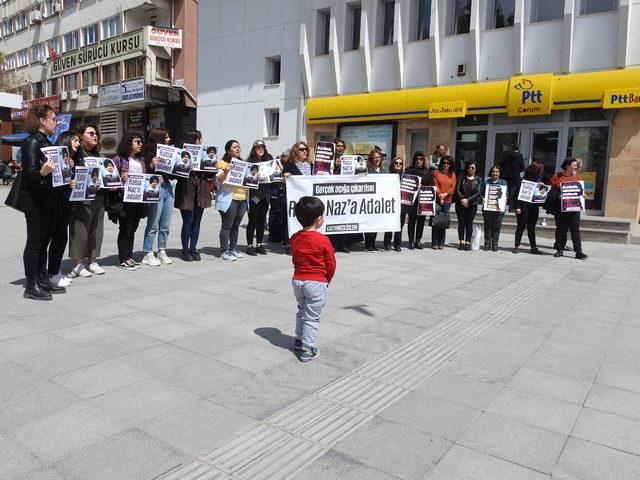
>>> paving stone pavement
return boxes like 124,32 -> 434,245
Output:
2,187 -> 640,480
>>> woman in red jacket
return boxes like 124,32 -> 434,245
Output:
431,156 -> 456,249
551,158 -> 588,260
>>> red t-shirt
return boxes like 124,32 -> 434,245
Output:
290,230 -> 336,283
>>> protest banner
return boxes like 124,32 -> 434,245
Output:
70,167 -> 89,201
98,157 -> 122,188
400,174 -> 422,206
517,180 -> 551,204
286,174 -> 400,235
224,159 -> 249,187
155,145 -> 182,176
313,141 -> 335,175
483,183 -> 507,212
124,174 -> 160,203
417,186 -> 436,216
41,146 -> 71,187
257,159 -> 283,183
560,180 -> 585,212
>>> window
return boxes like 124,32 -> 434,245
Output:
31,44 -> 46,63
412,0 -> 432,41
63,0 -> 78,8
64,72 -> 79,90
4,54 -> 16,70
566,126 -> 609,210
2,19 -> 14,36
64,30 -> 79,51
14,12 -> 27,31
265,109 -> 280,137
43,0 -> 55,17
487,0 -> 515,28
448,0 -> 472,35
378,0 -> 395,46
580,0 -> 618,15
20,85 -> 32,101
47,38 -> 60,56
81,67 -> 99,87
16,49 -> 30,68
315,9 -> 330,55
82,23 -> 99,45
47,78 -> 59,96
265,56 -> 281,85
103,62 -> 120,83
124,58 -> 144,79
530,0 -> 563,22
33,81 -> 45,99
346,3 -> 361,51
156,57 -> 170,80
102,15 -> 120,39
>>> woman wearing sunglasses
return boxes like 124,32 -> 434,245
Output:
384,156 -> 406,251
431,156 -> 457,249
282,141 -> 312,253
454,161 -> 483,251
404,151 -> 432,250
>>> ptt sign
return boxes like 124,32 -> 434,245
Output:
508,74 -> 553,116
603,89 -> 640,109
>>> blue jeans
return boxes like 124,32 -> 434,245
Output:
180,207 -> 205,250
292,279 -> 328,349
431,203 -> 451,246
219,199 -> 248,252
143,182 -> 173,252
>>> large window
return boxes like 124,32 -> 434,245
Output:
64,30 -> 79,51
47,38 -> 60,56
64,72 -> 79,90
14,12 -> 27,31
16,49 -> 29,68
102,63 -> 120,83
315,9 -> 330,55
124,58 -> 144,79
265,109 -> 280,137
346,3 -> 361,51
63,0 -> 78,8
43,0 -> 55,17
82,67 -> 99,87
530,0 -> 563,22
580,0 -> 618,15
412,0 -> 432,41
448,0 -> 472,35
3,54 -> 16,70
378,0 -> 395,46
102,15 -> 121,39
265,56 -> 281,85
82,23 -> 99,45
2,19 -> 14,36
33,81 -> 45,99
47,78 -> 59,96
156,57 -> 170,80
31,44 -> 46,63
566,126 -> 609,210
487,0 -> 515,28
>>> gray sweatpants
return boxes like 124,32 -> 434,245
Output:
292,279 -> 328,349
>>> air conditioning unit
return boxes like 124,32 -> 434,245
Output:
60,90 -> 68,101
53,2 -> 62,13
30,10 -> 43,24
87,85 -> 99,96
457,64 -> 467,77
70,89 -> 79,100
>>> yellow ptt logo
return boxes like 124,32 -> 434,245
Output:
514,78 -> 534,91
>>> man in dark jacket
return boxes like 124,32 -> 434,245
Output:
499,144 -> 525,210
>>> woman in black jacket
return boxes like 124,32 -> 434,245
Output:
384,156 -> 406,251
19,105 -> 65,300
454,161 -> 483,251
513,161 -> 544,254
282,141 -> 312,252
246,140 -> 273,255
404,151 -> 432,249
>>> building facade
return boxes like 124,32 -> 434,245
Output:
198,0 -> 640,219
1,0 -> 197,154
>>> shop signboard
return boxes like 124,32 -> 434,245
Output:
429,101 -> 466,119
603,88 -> 640,109
99,83 -> 121,107
99,79 -> 145,107
146,27 -> 183,49
508,74 -> 553,116
11,95 -> 60,120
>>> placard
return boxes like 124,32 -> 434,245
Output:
199,145 -> 219,172
518,180 -> 551,204
400,174 -> 422,206
70,167 -> 98,201
257,159 -> 283,183
286,174 -> 401,235
124,173 -> 160,203
155,145 -> 187,178
417,186 -> 436,216
98,158 -> 122,188
483,183 -> 507,212
223,159 -> 257,189
560,181 -> 585,212
41,146 -> 71,187
313,141 -> 335,175
340,155 -> 361,176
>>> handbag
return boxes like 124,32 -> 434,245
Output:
432,211 -> 451,229
4,172 -> 24,212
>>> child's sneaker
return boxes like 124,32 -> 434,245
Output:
293,339 -> 303,352
298,345 -> 319,362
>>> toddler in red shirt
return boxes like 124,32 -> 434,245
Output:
290,196 -> 336,362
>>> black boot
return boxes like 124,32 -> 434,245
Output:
190,248 -> 201,261
24,277 -> 53,301
181,249 -> 193,262
37,273 -> 66,294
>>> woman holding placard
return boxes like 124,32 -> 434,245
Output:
513,162 -> 544,255
175,129 -> 213,262
384,156 -> 406,252
363,149 -> 384,251
405,151 -> 432,250
18,105 -> 64,300
246,140 -> 273,256
216,140 -> 249,261
281,141 -> 312,253
481,165 -> 507,251
550,158 -> 588,260
431,156 -> 457,250
141,128 -> 174,266
454,160 -> 483,251
113,133 -> 147,270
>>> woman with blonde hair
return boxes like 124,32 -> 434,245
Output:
282,141 -> 313,253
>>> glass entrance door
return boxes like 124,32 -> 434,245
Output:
531,130 -> 560,177
493,131 -> 521,174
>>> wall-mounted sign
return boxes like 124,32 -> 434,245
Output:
508,74 -> 553,116
128,110 -> 144,129
51,30 -> 144,75
429,101 -> 466,119
603,88 -> 640,109
11,95 -> 61,120
99,78 -> 145,107
146,27 -> 182,49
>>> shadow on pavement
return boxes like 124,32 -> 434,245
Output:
254,327 -> 297,353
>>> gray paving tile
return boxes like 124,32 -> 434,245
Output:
160,357 -> 253,397
258,359 -> 346,392
292,449 -> 401,480
51,428 -> 186,480
14,344 -> 108,377
92,378 -> 198,425
0,333 -> 76,361
331,331 -> 403,355
585,383 -> 640,421
380,391 -> 481,441
52,360 -> 149,399
0,433 -> 43,479
595,353 -> 640,393
118,344 -> 206,375
213,343 -> 291,373
139,399 -> 257,456
425,444 -> 549,480
459,412 -> 567,473
171,330 -> 246,358
0,321 -> 41,342
415,370 -> 505,410
334,417 -> 452,480
86,330 -> 164,358
553,437 -> 640,480
509,367 -> 592,405
50,321 -> 128,343
487,387 -> 581,435
571,407 -> 640,456
443,353 -> 520,384
124,319 -> 207,342
314,342 -> 373,371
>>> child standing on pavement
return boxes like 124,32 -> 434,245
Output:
291,196 -> 336,362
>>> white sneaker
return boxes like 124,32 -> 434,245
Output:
69,264 -> 92,278
142,252 -> 162,266
231,249 -> 244,259
157,250 -> 173,265
88,262 -> 105,275
51,273 -> 72,287
221,251 -> 237,261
